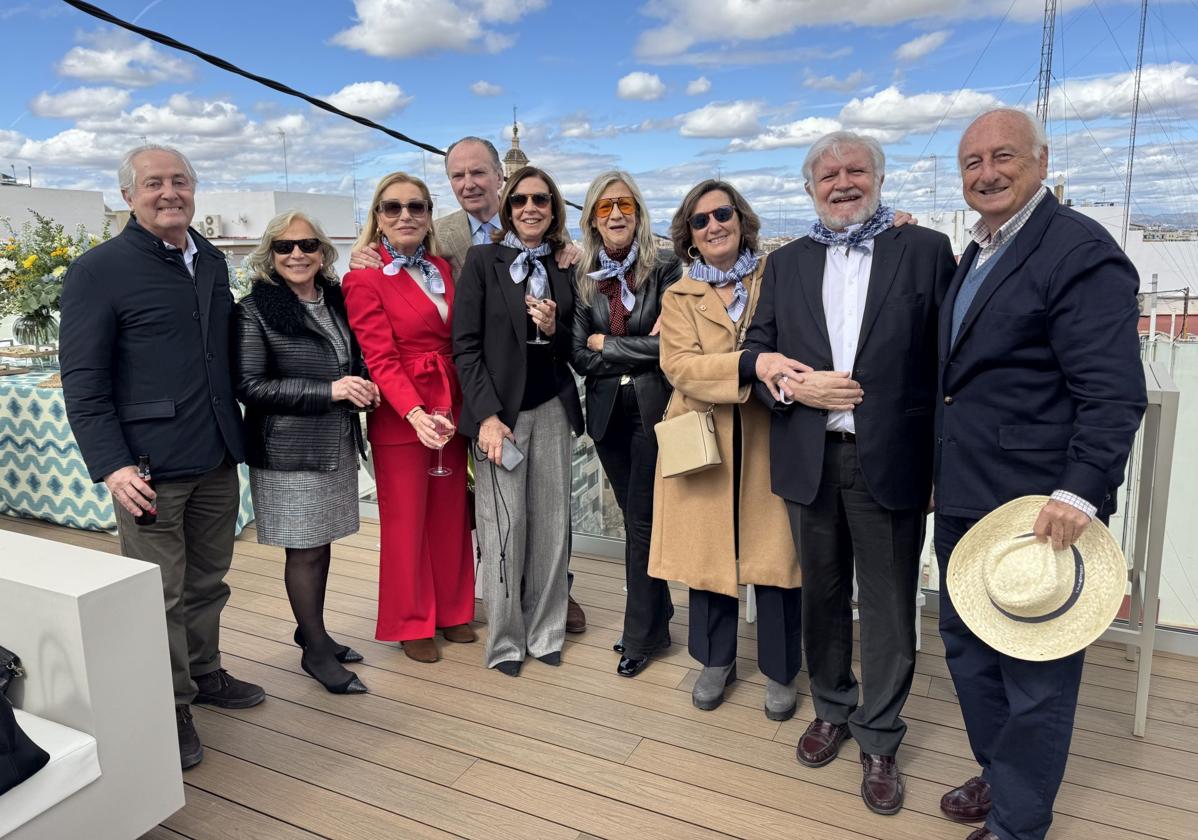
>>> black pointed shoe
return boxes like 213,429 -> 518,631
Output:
293,627 -> 364,663
300,655 -> 368,695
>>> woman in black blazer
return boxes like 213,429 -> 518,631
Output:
452,166 -> 584,676
234,210 -> 379,695
570,171 -> 681,677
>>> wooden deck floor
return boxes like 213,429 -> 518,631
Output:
4,514 -> 1197,840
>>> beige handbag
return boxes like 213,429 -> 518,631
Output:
654,280 -> 757,478
655,393 -> 721,477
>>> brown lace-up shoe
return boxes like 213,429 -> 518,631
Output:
941,776 -> 991,822
566,596 -> 587,633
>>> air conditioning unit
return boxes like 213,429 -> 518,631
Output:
200,214 -> 222,238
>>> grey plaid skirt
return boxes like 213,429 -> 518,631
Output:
249,431 -> 360,549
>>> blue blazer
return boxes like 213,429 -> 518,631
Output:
934,192 -> 1147,520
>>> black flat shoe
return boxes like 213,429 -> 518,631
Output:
300,655 -> 367,695
537,651 -> 561,666
616,655 -> 649,677
495,660 -> 522,677
294,627 -> 363,663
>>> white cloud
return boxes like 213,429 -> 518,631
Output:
686,76 -> 711,95
471,80 -> 503,96
1051,62 -> 1198,121
803,69 -> 868,92
635,1 -> 1043,59
679,100 -> 764,138
894,30 -> 950,61
30,87 -> 131,119
57,31 -> 194,87
325,81 -> 412,119
332,0 -> 547,58
838,85 -> 1004,141
729,116 -> 843,151
617,71 -> 667,101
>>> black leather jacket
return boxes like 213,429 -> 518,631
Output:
234,277 -> 368,471
570,252 -> 682,442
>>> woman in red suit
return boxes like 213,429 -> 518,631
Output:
342,172 -> 475,663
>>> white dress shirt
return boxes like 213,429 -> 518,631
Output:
821,229 -> 873,433
163,232 -> 198,278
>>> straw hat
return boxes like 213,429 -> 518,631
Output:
947,495 -> 1127,661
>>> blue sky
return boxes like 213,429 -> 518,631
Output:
2,0 -> 1198,236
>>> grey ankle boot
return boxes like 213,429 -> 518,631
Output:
692,663 -> 737,711
764,677 -> 797,721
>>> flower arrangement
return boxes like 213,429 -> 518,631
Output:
0,212 -> 107,346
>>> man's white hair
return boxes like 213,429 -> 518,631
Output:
961,108 -> 1049,162
118,144 -> 198,194
802,131 -> 886,185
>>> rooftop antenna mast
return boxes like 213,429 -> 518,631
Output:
1120,0 -> 1149,251
1035,0 -> 1058,125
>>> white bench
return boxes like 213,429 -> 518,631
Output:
0,528 -> 184,839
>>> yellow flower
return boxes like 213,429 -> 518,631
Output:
22,254 -> 37,268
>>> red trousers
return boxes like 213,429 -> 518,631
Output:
372,438 -> 475,641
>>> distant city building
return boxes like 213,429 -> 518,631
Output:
503,109 -> 530,179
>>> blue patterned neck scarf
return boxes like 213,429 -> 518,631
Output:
808,204 -> 895,250
688,248 -> 758,321
501,230 -> 552,299
380,239 -> 445,294
587,241 -> 639,314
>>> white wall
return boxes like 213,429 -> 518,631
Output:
0,186 -> 108,235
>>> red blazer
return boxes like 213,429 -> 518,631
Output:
343,247 -> 462,446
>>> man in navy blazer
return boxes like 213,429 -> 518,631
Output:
934,109 -> 1146,840
60,145 -> 262,771
741,131 -> 956,816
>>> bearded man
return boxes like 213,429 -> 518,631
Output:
740,130 -> 956,815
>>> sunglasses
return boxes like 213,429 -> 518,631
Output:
271,238 -> 321,255
509,192 -> 552,209
376,199 -> 431,219
689,205 -> 737,230
595,196 -> 637,218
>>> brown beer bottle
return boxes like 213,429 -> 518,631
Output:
134,454 -> 157,526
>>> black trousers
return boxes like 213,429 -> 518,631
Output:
688,585 -> 802,684
936,513 -> 1084,840
594,385 -> 673,657
786,435 -> 924,756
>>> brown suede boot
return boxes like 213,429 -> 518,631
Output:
402,637 -> 440,662
441,624 -> 476,643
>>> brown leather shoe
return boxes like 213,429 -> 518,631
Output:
941,776 -> 991,823
965,829 -> 999,840
565,596 -> 587,633
795,718 -> 850,768
860,752 -> 904,815
402,637 -> 440,662
441,623 -> 476,643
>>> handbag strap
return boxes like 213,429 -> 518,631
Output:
0,645 -> 23,696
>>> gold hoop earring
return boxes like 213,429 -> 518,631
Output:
687,245 -> 702,262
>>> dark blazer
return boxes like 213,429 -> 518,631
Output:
935,192 -> 1147,520
743,225 -> 956,510
570,252 -> 682,441
60,217 -> 245,483
234,277 -> 367,471
452,243 -> 584,440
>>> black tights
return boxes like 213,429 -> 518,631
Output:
285,544 -> 351,682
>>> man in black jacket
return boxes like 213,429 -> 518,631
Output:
741,130 -> 956,816
60,145 -> 262,771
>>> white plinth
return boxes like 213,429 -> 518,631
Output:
0,528 -> 184,839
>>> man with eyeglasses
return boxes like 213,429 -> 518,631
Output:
739,130 -> 956,816
60,144 -> 262,772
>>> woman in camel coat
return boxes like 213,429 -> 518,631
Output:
648,179 -> 801,720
